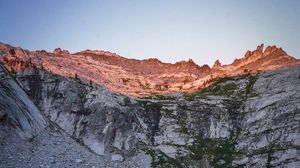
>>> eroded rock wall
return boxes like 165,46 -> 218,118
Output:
12,65 -> 300,167
0,64 -> 46,139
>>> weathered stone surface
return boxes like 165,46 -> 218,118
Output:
15,69 -> 142,155
0,64 -> 46,139
6,65 -> 298,167
111,154 -> 124,162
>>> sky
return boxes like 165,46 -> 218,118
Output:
0,0 -> 299,66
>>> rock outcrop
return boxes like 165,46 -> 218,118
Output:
212,59 -> 221,68
53,48 -> 70,55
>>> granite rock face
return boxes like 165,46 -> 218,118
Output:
1,42 -> 300,167
4,65 -> 298,167
0,64 -> 46,139
234,66 -> 300,167
15,69 -> 141,155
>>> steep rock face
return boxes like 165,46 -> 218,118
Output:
234,67 -> 300,167
13,64 -> 300,167
15,69 -> 141,155
0,64 -> 46,139
138,66 -> 300,167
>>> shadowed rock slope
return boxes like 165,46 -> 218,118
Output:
0,64 -> 46,139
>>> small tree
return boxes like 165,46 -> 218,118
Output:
3,56 -> 8,62
9,49 -> 15,56
28,58 -> 32,65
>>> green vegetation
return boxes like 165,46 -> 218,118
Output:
223,98 -> 244,113
209,83 -> 237,96
160,108 -> 174,118
184,74 -> 257,101
155,95 -> 176,100
183,75 -> 258,167
184,77 -> 237,101
144,148 -> 182,168
131,142 -> 183,168
143,94 -> 176,101
138,74 -> 259,167
138,100 -> 163,112
246,75 -> 257,96
189,137 -> 238,168
178,126 -> 189,135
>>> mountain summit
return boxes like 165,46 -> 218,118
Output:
0,42 -> 299,96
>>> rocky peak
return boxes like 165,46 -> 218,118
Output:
174,58 -> 197,67
264,45 -> 287,56
244,44 -> 264,58
256,43 -> 264,53
78,50 -> 118,57
244,44 -> 289,60
200,64 -> 211,71
36,50 -> 48,54
212,59 -> 221,68
143,58 -> 162,64
53,48 -> 70,55
244,50 -> 252,58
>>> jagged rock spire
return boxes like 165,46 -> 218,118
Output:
213,59 -> 221,68
53,48 -> 70,55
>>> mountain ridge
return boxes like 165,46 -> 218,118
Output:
0,42 -> 299,96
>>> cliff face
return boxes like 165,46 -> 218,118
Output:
15,68 -> 141,156
1,65 -> 298,167
0,64 -> 46,139
0,43 -> 300,167
0,42 -> 299,96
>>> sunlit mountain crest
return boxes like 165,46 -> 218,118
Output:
0,42 -> 299,96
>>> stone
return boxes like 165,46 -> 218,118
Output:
111,154 -> 124,162
53,48 -> 62,55
0,111 -> 6,121
75,159 -> 83,163
53,48 -> 69,55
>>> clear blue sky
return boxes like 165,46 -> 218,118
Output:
0,0 -> 299,66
